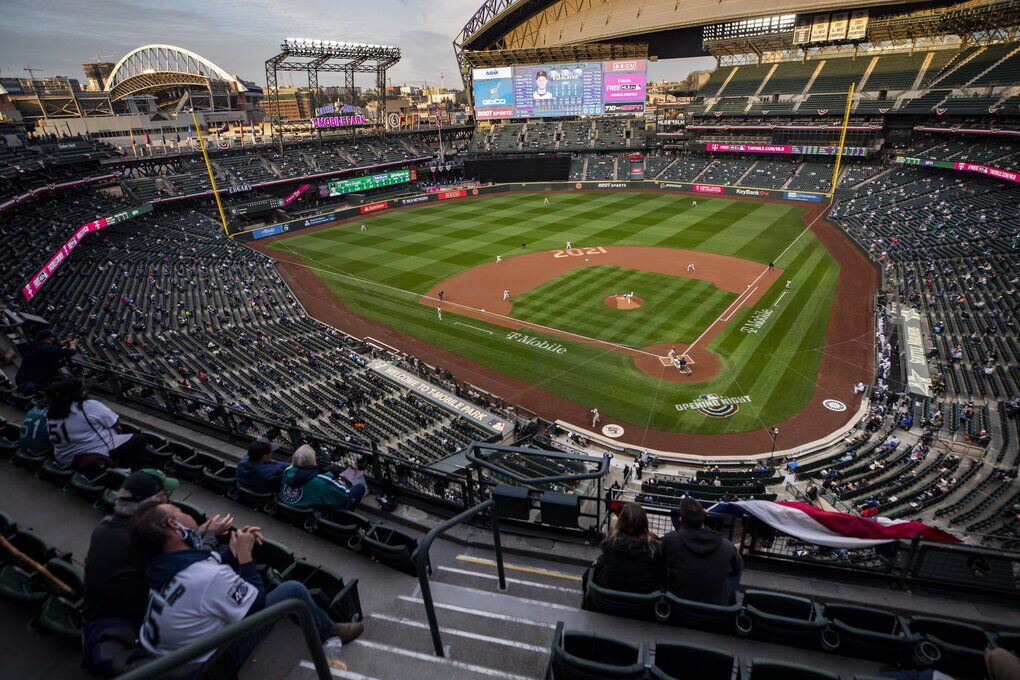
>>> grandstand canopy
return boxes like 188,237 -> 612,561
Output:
104,44 -> 247,100
456,0 -> 931,54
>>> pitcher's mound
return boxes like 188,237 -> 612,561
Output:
604,294 -> 644,310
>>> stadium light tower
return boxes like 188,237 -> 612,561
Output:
264,38 -> 400,152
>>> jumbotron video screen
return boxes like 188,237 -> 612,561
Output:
472,60 -> 647,120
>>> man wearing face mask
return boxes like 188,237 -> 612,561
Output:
131,503 -> 362,676
82,470 -> 232,677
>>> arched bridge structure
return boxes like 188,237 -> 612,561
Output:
104,44 -> 247,101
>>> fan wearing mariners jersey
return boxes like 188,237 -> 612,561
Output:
131,503 -> 363,675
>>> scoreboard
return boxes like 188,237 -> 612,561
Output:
326,169 -> 411,197
473,60 -> 647,121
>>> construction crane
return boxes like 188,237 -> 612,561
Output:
23,66 -> 44,79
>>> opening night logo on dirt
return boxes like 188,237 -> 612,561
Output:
675,394 -> 750,417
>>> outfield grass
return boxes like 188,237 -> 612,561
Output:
271,192 -> 839,435
510,266 -> 736,349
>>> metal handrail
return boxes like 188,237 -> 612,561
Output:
410,499 -> 506,657
116,599 -> 331,680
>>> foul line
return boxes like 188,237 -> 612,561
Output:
453,321 -> 493,335
684,207 -> 825,357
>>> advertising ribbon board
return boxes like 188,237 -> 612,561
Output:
368,360 -> 512,434
22,203 -> 153,301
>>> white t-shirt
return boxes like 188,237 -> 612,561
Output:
47,399 -> 133,467
140,552 -> 259,661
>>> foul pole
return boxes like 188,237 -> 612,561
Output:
829,82 -> 855,204
191,111 -> 231,237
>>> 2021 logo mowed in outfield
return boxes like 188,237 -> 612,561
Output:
506,332 -> 567,354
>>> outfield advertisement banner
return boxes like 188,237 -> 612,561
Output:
360,201 -> 389,215
367,360 -> 512,434
22,203 -> 153,301
705,143 -> 869,156
234,181 -> 826,243
784,191 -> 824,202
894,156 -> 1020,184
251,224 -> 291,240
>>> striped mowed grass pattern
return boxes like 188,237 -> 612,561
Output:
271,192 -> 839,435
510,266 -> 735,348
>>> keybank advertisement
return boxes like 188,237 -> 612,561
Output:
472,67 -> 515,121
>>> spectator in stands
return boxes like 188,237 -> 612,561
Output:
236,439 -> 287,494
82,469 -> 232,676
592,503 -> 663,594
130,502 -> 362,675
278,444 -> 366,512
17,395 -> 51,457
662,497 -> 742,605
45,377 -> 148,474
15,328 -> 77,394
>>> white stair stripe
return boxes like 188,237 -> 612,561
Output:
297,661 -> 381,680
436,566 -> 579,593
369,613 -> 547,653
349,639 -> 536,680
397,595 -> 556,629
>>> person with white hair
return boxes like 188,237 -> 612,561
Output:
278,444 -> 366,512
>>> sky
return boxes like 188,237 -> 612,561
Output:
0,0 -> 714,89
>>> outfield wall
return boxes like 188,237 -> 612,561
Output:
233,181 -> 828,243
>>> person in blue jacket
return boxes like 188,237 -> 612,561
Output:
235,439 -> 287,494
278,445 -> 366,512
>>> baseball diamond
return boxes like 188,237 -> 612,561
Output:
260,190 -> 877,453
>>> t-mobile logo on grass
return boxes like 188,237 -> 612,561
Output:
506,332 -> 567,354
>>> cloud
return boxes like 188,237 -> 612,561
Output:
0,0 -> 481,87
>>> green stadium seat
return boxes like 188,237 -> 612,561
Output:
315,509 -> 372,551
581,567 -> 659,621
910,616 -> 994,678
272,501 -> 317,530
36,558 -> 84,640
236,485 -> 275,511
37,459 -> 75,485
651,641 -> 738,680
740,590 -> 826,647
199,462 -> 237,495
750,659 -> 839,680
252,539 -> 295,591
548,621 -> 647,680
656,591 -> 742,634
357,524 -> 419,576
821,603 -> 921,664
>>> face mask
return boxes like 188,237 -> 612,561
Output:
173,520 -> 204,550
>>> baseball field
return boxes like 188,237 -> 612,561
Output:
263,191 -> 875,451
